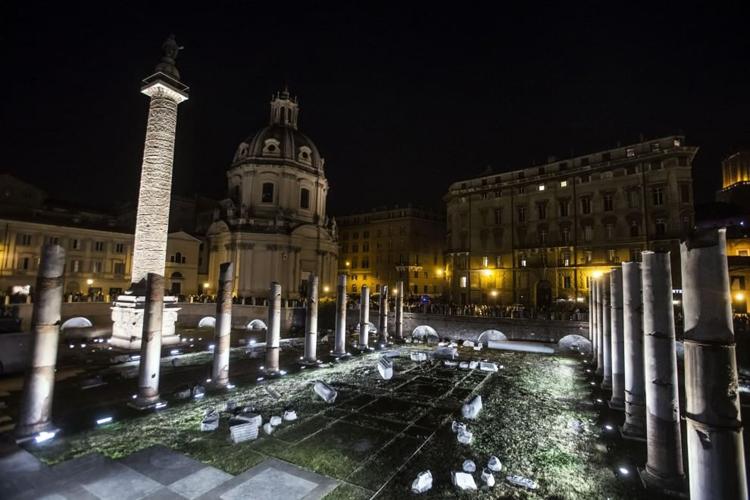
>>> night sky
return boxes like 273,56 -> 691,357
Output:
2,2 -> 749,216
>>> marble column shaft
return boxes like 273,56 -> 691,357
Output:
642,251 -> 684,487
304,274 -> 319,363
266,282 -> 282,373
610,268 -> 625,409
596,279 -> 605,375
135,273 -> 165,406
333,274 -> 347,356
379,285 -> 389,345
131,83 -> 187,286
211,262 -> 233,387
681,229 -> 747,500
395,281 -> 404,339
622,261 -> 646,439
601,273 -> 612,389
359,285 -> 370,348
16,244 -> 65,438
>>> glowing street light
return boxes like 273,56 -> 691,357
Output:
323,285 -> 330,293
86,278 -> 94,285
734,292 -> 745,302
490,290 -> 498,297
482,269 -> 493,277
592,270 -> 603,279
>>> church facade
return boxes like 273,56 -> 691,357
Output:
205,90 -> 339,300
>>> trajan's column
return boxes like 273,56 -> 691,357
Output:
110,35 -> 189,349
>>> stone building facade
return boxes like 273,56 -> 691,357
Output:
205,90 -> 338,300
337,207 -> 445,299
0,174 -> 202,299
444,135 -> 697,307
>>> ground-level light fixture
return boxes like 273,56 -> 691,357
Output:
618,466 -> 630,476
96,416 -> 113,425
155,401 -> 168,409
35,431 -> 56,444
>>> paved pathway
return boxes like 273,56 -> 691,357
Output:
0,442 -> 337,500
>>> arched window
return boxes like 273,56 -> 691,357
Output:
300,188 -> 310,209
351,284 -> 357,293
262,183 -> 274,203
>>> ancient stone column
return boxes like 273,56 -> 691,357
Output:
621,261 -> 646,440
596,279 -> 605,376
15,245 -> 65,439
131,37 -> 189,288
591,280 -> 598,367
133,273 -> 164,408
333,274 -> 347,356
303,274 -> 319,363
609,268 -> 625,409
359,285 -> 370,348
395,281 -> 404,340
265,282 -> 282,373
589,284 -> 595,353
601,272 -> 612,389
641,251 -> 684,491
211,262 -> 233,388
681,229 -> 747,499
110,37 -> 188,349
379,284 -> 389,345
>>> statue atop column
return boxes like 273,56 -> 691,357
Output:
154,34 -> 183,81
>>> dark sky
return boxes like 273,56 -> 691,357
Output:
2,2 -> 749,215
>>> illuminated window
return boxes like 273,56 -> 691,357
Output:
626,148 -> 636,158
739,250 -> 749,257
460,276 -> 467,288
538,184 -> 545,191
560,180 -> 567,188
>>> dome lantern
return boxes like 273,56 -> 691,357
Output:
269,86 -> 299,129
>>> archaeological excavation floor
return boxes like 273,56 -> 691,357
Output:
1,344 -> 662,499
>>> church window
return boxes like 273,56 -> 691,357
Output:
300,188 -> 310,209
262,183 -> 274,203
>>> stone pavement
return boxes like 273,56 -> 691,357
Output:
0,443 -> 338,500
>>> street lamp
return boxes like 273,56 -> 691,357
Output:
86,279 -> 94,286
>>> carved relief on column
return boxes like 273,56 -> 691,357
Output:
131,85 -> 187,286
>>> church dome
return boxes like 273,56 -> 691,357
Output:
232,89 -> 324,172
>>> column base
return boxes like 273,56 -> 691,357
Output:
15,423 -> 60,444
206,381 -> 236,392
608,399 -> 625,411
601,379 -> 612,390
332,351 -> 351,359
300,359 -> 324,367
638,467 -> 687,498
110,293 -> 181,351
619,424 -> 647,442
357,345 -> 375,353
128,397 -> 166,411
